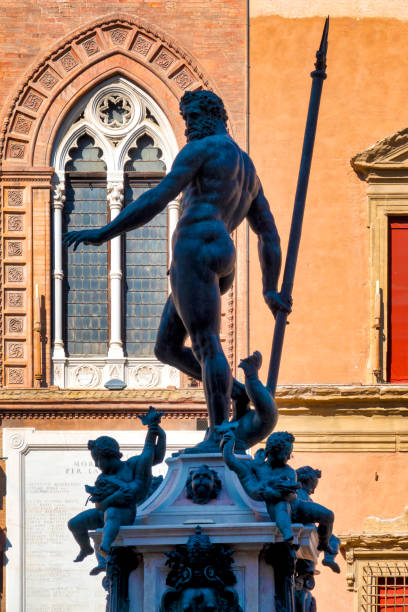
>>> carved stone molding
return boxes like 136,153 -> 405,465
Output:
52,183 -> 66,209
6,241 -> 23,257
340,529 -> 408,609
38,69 -> 59,90
7,367 -> 25,385
7,189 -> 24,207
351,126 -> 408,178
130,364 -> 160,388
6,341 -> 25,359
106,181 -> 124,211
6,290 -> 25,309
6,215 -> 23,233
82,37 -> 100,56
72,364 -> 101,388
6,265 -> 24,283
6,316 -> 24,334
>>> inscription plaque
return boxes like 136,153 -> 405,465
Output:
25,449 -> 106,611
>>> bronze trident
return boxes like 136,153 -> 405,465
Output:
267,17 -> 330,395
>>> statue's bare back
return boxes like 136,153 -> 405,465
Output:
172,134 -> 258,284
63,90 -> 288,453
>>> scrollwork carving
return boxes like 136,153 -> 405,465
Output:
7,266 -> 24,283
154,48 -> 175,70
7,190 -> 24,207
7,215 -> 23,232
133,33 -> 153,55
6,291 -> 24,308
110,28 -> 128,45
13,114 -> 32,135
39,70 -> 59,90
7,368 -> 24,385
82,38 -> 99,56
7,317 -> 24,333
7,241 -> 23,257
8,142 -> 25,159
60,52 -> 78,71
173,68 -> 194,90
7,342 -> 24,359
23,91 -> 43,111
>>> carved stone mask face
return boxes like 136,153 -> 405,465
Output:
191,468 -> 215,503
180,587 -> 217,612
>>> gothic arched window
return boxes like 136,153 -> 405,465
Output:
51,78 -> 179,389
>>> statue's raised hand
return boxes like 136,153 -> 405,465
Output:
263,290 -> 292,318
63,228 -> 105,251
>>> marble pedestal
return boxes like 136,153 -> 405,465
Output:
91,453 -> 319,611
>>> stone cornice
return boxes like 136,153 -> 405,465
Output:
340,533 -> 408,550
0,385 -> 408,417
351,126 -> 408,179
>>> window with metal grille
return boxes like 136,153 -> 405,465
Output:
361,563 -> 408,611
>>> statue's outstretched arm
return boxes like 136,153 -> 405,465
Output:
63,141 -> 208,250
247,185 -> 289,316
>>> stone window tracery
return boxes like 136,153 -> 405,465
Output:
51,77 -> 179,389
96,94 -> 133,129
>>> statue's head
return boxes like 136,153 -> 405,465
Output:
180,90 -> 228,142
186,464 -> 222,505
265,431 -> 294,465
88,436 -> 122,472
296,466 -> 321,495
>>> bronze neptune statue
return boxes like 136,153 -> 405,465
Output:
64,90 -> 290,452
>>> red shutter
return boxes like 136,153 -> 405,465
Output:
388,218 -> 408,382
378,578 -> 407,611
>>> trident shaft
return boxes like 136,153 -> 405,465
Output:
267,17 -> 329,395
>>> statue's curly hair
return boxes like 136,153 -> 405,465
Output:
296,466 -> 322,483
180,90 -> 228,126
265,431 -> 295,457
88,436 -> 122,459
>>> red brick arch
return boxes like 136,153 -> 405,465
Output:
0,13 -> 220,168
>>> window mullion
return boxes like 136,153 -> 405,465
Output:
107,172 -> 124,359
52,178 -> 67,386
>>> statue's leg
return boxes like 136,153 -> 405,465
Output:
101,507 -> 135,555
155,295 -> 249,406
171,262 -> 232,435
68,509 -> 104,561
274,500 -> 294,542
293,500 -> 334,552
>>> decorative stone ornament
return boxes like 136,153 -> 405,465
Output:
185,464 -> 222,505
160,526 -> 242,612
96,93 -> 133,128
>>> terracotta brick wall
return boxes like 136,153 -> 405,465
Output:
0,1 -> 247,147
